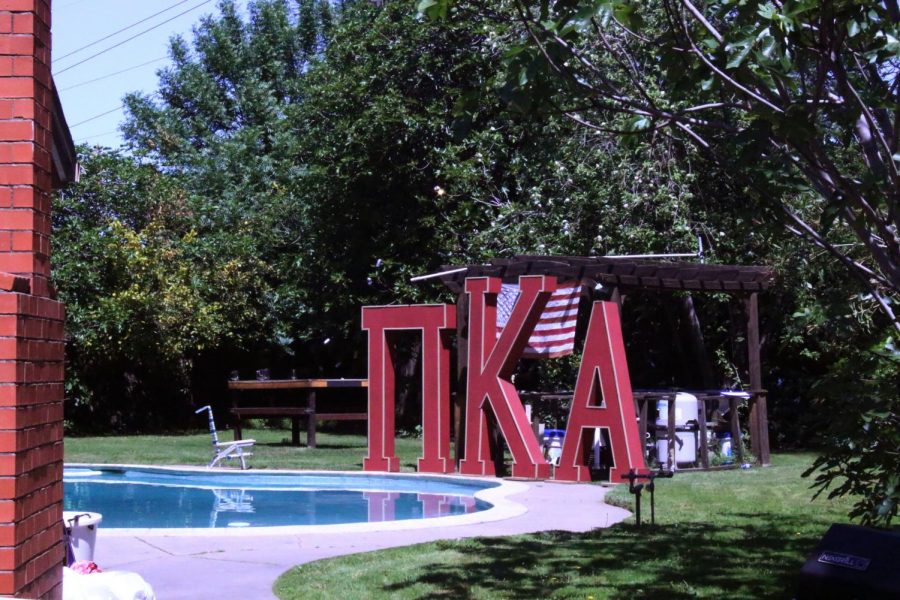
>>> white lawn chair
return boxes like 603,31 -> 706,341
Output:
195,405 -> 255,469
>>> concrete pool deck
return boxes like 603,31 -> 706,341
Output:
92,478 -> 631,599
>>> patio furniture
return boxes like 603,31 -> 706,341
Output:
195,405 -> 254,469
227,378 -> 368,448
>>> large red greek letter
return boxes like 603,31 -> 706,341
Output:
555,301 -> 648,482
361,304 -> 456,473
458,276 -> 554,479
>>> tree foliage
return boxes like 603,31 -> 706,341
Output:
423,0 -> 900,333
54,147 -> 272,430
804,338 -> 900,527
419,0 -> 900,526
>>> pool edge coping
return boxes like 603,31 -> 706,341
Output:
66,463 -> 531,537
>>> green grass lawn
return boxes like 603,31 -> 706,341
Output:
65,433 -> 854,598
64,426 -> 425,471
274,453 -> 854,600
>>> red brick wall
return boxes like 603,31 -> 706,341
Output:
0,0 -> 65,597
0,0 -> 52,301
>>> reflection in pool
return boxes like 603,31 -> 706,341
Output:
64,467 -> 494,529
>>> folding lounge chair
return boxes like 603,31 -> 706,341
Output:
195,405 -> 255,469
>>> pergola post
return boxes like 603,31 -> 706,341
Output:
746,292 -> 770,465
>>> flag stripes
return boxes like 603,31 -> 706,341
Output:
496,283 -> 582,358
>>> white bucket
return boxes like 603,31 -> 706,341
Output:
63,511 -> 102,563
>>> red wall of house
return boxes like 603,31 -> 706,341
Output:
0,0 -> 66,597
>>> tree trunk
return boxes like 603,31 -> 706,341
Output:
680,294 -> 716,389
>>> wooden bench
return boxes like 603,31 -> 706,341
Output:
227,378 -> 368,448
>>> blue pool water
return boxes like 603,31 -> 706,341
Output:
63,467 -> 496,529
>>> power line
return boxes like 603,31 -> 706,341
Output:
54,0 -> 215,76
59,56 -> 168,91
75,129 -> 122,142
68,91 -> 161,129
56,0 -> 197,62
70,104 -> 124,128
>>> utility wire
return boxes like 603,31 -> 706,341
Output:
54,0 -> 214,76
68,91 -> 161,129
75,129 -> 122,142
59,56 -> 168,91
56,0 -> 197,62
69,104 -> 124,128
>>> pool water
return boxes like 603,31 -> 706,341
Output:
63,467 -> 496,529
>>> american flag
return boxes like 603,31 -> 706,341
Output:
496,282 -> 582,358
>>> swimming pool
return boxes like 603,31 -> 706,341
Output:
64,465 -> 503,530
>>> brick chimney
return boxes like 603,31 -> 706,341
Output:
0,0 -> 68,597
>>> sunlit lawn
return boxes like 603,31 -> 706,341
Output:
274,453 -> 854,600
64,426 -> 424,471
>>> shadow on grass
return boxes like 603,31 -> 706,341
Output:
381,517 -> 822,599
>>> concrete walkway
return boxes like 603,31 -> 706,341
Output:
94,479 -> 630,600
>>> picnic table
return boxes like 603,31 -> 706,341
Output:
227,378 -> 368,448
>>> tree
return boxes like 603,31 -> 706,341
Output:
120,0 -> 755,425
422,0 -> 900,333
421,0 -> 900,526
54,147 -> 272,430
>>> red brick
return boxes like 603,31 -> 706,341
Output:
26,557 -> 62,600
0,498 -> 11,522
0,163 -> 34,184
0,141 -> 32,163
10,56 -> 33,77
0,570 -> 15,594
0,35 -> 34,57
0,315 -> 16,337
0,294 -> 18,315
0,78 -> 32,99
0,120 -> 33,142
0,14 -> 12,34
0,274 -> 26,294
0,384 -> 64,410
10,99 -> 33,119
9,187 -> 37,209
10,12 -> 33,35
0,252 -> 36,274
0,362 -> 17,382
0,207 -> 39,229
0,477 -> 15,500
9,230 -> 31,252
0,1 -> 38,11
15,423 -> 61,454
0,403 -> 63,430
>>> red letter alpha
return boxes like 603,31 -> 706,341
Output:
361,304 -> 456,473
555,301 -> 648,482
459,276 -> 554,479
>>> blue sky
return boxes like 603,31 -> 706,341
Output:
53,0 -> 235,149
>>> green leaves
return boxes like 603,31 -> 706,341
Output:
417,0 -> 451,20
55,147 -> 275,431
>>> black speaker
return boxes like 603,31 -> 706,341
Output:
797,523 -> 900,599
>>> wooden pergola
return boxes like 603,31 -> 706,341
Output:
427,255 -> 776,466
